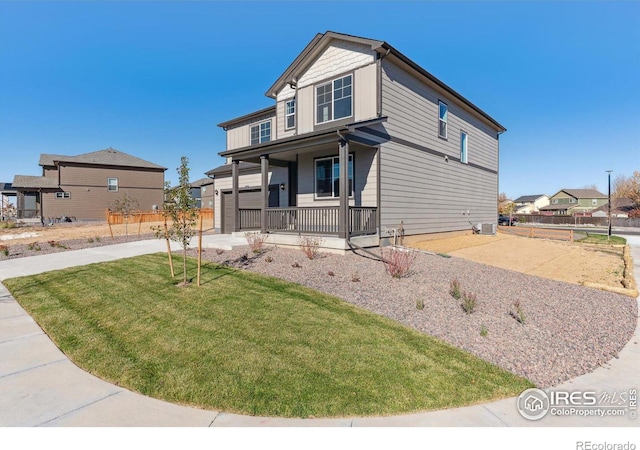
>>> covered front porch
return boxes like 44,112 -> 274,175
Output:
220,120 -> 384,249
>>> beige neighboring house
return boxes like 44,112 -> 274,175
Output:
539,189 -> 607,216
592,198 -> 635,218
207,31 -> 506,248
513,194 -> 550,214
12,148 -> 166,221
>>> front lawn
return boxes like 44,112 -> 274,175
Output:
4,254 -> 532,418
577,233 -> 626,245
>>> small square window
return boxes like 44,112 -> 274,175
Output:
108,178 -> 118,192
55,192 -> 71,199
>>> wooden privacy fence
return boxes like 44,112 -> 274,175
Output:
498,225 -> 574,242
105,208 -> 214,237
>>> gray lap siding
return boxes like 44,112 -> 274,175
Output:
379,59 -> 499,235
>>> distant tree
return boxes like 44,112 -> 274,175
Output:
498,192 -> 514,214
582,183 -> 599,190
161,156 -> 198,286
613,172 -> 640,206
110,193 -> 139,238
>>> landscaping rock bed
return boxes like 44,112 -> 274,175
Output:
0,234 -> 155,260
196,245 -> 638,388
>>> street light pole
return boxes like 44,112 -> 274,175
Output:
606,170 -> 613,240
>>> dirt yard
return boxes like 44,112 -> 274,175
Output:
409,232 -> 626,289
0,221 -> 165,245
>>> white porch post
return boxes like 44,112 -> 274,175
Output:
261,155 -> 269,234
232,160 -> 239,232
339,139 -> 349,239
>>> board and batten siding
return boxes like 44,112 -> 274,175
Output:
225,114 -> 275,151
47,165 -> 164,220
213,167 -> 288,231
378,59 -> 500,234
276,39 -> 378,135
296,145 -> 377,208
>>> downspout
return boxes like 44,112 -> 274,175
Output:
337,127 -> 389,262
288,78 -> 298,136
377,48 -> 391,117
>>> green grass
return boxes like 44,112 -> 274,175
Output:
578,233 -> 626,245
4,254 -> 532,418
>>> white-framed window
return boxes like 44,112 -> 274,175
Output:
438,100 -> 448,139
460,131 -> 468,164
250,121 -> 271,145
108,177 -> 118,192
552,199 -> 558,204
592,199 -> 598,205
316,74 -> 352,124
569,198 -> 576,203
55,192 -> 71,199
315,154 -> 353,198
285,99 -> 295,129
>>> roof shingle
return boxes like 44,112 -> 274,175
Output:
12,175 -> 59,189
39,148 -> 166,170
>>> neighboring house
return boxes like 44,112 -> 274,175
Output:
539,189 -> 607,216
190,177 -> 215,209
1,182 -> 17,220
592,198 -> 634,218
513,194 -> 550,214
12,148 -> 166,221
207,31 -> 506,249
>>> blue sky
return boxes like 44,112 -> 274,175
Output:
0,1 -> 638,198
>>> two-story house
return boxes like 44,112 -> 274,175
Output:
207,31 -> 506,250
539,189 -> 608,216
513,194 -> 550,214
12,148 -> 166,221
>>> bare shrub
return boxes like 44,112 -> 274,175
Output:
245,232 -> 267,254
381,246 -> 417,278
298,235 -> 323,260
449,279 -> 462,300
461,290 -> 477,314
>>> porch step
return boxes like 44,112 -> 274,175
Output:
200,234 -> 248,251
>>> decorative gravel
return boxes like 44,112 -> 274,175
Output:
195,245 -> 638,388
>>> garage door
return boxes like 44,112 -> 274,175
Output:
222,189 -> 262,234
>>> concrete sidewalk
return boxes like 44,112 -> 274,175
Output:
0,235 -> 638,426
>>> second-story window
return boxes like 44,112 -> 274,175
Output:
285,99 -> 295,129
438,100 -> 448,139
108,177 -> 118,192
460,131 -> 468,164
316,74 -> 352,124
250,121 -> 271,145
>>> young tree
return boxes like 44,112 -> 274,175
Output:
162,156 -> 198,286
110,193 -> 139,238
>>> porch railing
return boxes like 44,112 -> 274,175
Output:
239,208 -> 261,230
266,206 -> 340,235
349,207 -> 378,236
238,206 -> 378,236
